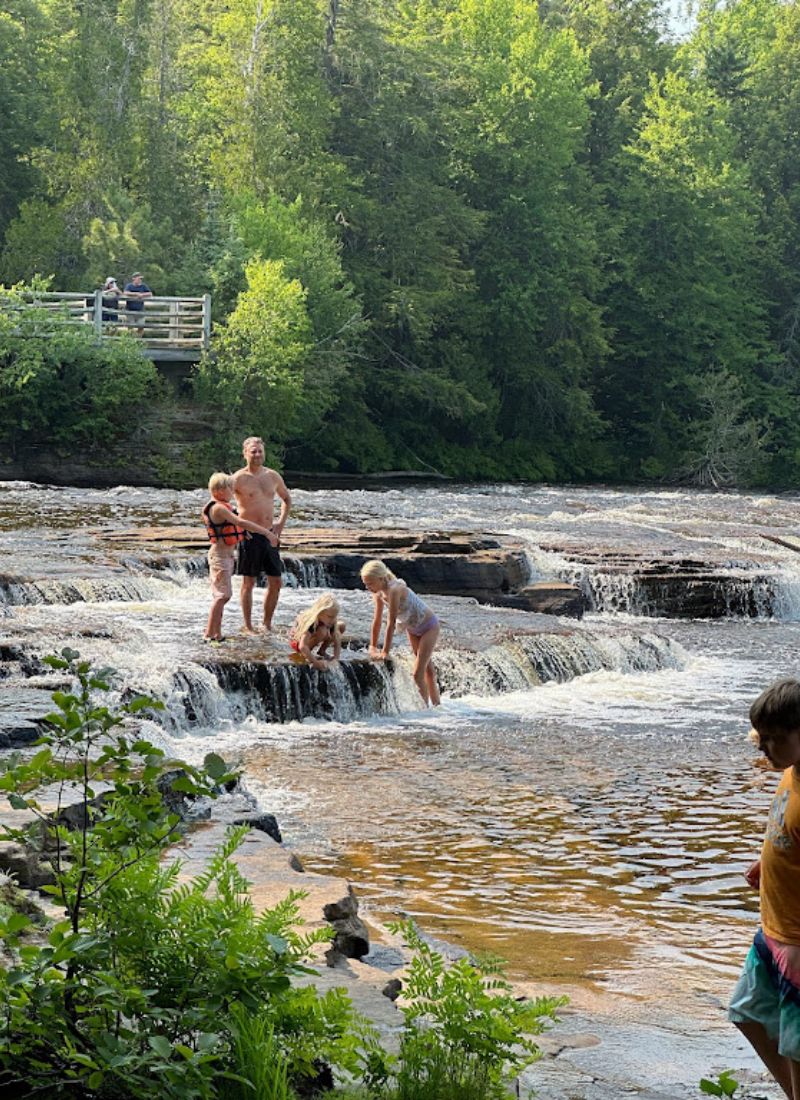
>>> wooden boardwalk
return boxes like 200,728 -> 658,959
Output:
1,290 -> 211,362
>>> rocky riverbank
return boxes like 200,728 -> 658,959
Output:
0,781 -> 779,1100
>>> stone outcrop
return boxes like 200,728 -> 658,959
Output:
323,888 -> 371,962
99,525 -> 586,618
0,841 -> 55,889
232,812 -> 282,844
536,541 -> 775,619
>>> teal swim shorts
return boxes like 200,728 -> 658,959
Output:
729,930 -> 800,1061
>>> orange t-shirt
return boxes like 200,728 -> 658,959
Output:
761,766 -> 800,945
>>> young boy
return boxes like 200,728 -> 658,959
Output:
202,473 -> 277,642
730,677 -> 800,1100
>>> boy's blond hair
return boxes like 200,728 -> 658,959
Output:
208,472 -> 234,495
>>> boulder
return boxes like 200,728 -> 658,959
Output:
323,888 -> 370,961
491,582 -> 586,619
0,841 -> 55,889
232,813 -> 282,844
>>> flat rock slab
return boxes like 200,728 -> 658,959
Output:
96,526 -> 585,617
173,817 -> 350,931
537,540 -> 774,618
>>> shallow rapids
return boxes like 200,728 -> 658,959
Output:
4,479 -> 800,1096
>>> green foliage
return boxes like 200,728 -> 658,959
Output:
219,1003 -> 297,1100
0,652 -> 371,1098
386,921 -> 566,1100
0,279 -> 160,457
194,257 -> 315,464
6,0 -> 800,483
699,1069 -> 739,1096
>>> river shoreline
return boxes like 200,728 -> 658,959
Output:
3,479 -> 799,1097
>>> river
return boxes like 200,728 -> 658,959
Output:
3,480 -> 800,1097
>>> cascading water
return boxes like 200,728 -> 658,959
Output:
0,573 -> 186,607
137,632 -> 687,731
7,478 -> 800,1097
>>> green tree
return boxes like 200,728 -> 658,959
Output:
0,0 -> 49,241
0,280 -> 160,457
194,258 -> 316,464
595,69 -> 770,478
447,0 -> 607,478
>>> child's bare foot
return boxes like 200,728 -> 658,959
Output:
241,626 -> 259,636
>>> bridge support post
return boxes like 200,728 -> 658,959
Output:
203,294 -> 211,351
92,290 -> 103,337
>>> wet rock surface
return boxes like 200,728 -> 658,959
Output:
98,525 -> 586,617
538,540 -> 776,618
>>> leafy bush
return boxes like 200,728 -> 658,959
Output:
700,1070 -> 739,1097
0,278 -> 160,457
385,921 -> 566,1100
0,651 -> 368,1098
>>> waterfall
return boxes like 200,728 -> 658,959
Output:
435,631 -> 684,697
144,631 -> 687,731
0,573 -> 183,607
282,555 -> 330,589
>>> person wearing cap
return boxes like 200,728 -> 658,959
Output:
123,272 -> 153,334
99,277 -> 121,324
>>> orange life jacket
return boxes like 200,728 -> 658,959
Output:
202,500 -> 246,547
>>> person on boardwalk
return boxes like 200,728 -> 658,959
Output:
232,436 -> 291,634
100,277 -> 121,323
729,677 -> 800,1099
360,559 -> 440,706
123,271 -> 153,334
288,594 -> 345,670
202,472 -> 278,643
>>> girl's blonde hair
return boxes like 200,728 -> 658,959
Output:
292,594 -> 341,640
208,471 -> 234,495
360,559 -> 396,584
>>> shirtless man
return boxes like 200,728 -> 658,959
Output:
232,437 -> 292,633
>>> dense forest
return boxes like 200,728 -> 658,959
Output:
1,0 -> 799,486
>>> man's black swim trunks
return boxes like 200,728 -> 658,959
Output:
236,532 -> 282,578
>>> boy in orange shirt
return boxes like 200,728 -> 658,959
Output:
730,678 -> 800,1099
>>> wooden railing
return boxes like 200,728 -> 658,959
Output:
0,290 -> 211,354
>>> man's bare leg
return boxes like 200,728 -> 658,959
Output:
735,1021 -> 794,1098
240,577 -> 258,634
263,576 -> 282,632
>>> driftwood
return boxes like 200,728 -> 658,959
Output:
760,532 -> 800,554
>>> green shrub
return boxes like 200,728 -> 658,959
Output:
0,278 -> 160,458
0,651 -> 368,1098
385,921 -> 567,1100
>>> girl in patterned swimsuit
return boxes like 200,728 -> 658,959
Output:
360,559 -> 440,707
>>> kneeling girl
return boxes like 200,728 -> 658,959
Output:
289,594 -> 345,670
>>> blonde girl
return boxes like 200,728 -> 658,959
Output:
288,594 -> 345,670
360,560 -> 440,706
